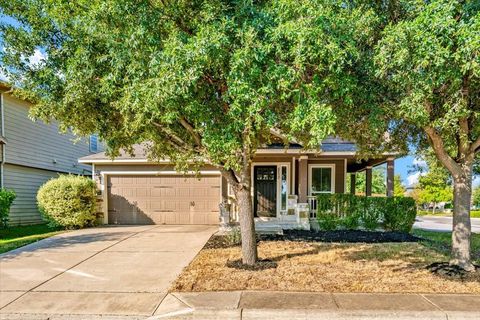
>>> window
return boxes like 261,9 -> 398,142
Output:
89,134 -> 98,153
309,165 -> 334,194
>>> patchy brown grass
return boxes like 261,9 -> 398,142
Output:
171,240 -> 480,293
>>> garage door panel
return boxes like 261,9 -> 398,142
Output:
108,174 -> 220,225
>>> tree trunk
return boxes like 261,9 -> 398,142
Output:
450,169 -> 475,271
235,185 -> 258,265
432,203 -> 436,215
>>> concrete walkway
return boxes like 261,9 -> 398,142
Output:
414,216 -> 480,233
0,225 -> 217,319
151,291 -> 480,320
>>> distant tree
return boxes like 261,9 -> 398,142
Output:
393,174 -> 406,197
473,186 -> 480,209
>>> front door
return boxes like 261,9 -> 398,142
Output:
254,166 -> 277,217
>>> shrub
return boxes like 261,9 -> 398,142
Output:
0,189 -> 16,227
316,193 -> 417,232
383,197 -> 417,232
37,175 -> 97,229
317,213 -> 338,230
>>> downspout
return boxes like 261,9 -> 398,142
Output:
0,92 -> 5,188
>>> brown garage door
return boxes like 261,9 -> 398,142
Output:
107,175 -> 221,225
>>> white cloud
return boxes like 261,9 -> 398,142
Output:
406,172 -> 425,187
0,68 -> 7,81
412,158 -> 427,168
28,48 -> 47,66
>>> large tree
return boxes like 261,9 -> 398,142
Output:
0,0 -> 336,265
272,0 -> 480,270
375,0 -> 480,270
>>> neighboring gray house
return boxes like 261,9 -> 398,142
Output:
0,83 -> 104,225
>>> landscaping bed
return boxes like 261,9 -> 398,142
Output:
172,230 -> 480,293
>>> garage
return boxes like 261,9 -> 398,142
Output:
107,174 -> 221,225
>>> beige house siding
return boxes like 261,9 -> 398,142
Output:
0,92 -> 105,225
2,93 -> 101,174
4,164 -> 60,225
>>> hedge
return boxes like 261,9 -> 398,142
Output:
37,175 -> 97,229
316,193 -> 416,232
0,189 -> 16,227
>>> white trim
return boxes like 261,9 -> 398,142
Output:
256,149 -> 399,156
308,164 -> 335,195
292,157 -> 296,193
92,163 -> 95,180
98,170 -> 221,175
251,162 -> 291,218
79,158 -> 160,164
102,172 -> 108,224
344,158 -> 347,193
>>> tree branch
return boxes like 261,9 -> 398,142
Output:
152,121 -> 200,153
424,126 -> 462,176
471,137 -> 480,154
179,117 -> 202,147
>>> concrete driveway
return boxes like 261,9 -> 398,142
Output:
0,225 -> 217,318
414,216 -> 480,233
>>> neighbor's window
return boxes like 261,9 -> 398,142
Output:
310,166 -> 333,194
280,165 -> 288,211
89,134 -> 98,153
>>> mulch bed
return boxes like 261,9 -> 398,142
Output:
427,262 -> 479,278
205,229 -> 421,250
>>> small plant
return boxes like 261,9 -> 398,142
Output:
317,213 -> 338,231
340,212 -> 360,230
37,175 -> 97,229
226,226 -> 242,245
0,189 -> 16,228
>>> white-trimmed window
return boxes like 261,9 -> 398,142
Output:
309,164 -> 335,195
89,134 -> 98,153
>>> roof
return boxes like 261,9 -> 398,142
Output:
79,138 -> 360,164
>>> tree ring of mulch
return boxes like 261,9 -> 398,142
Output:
226,258 -> 277,270
427,262 -> 479,278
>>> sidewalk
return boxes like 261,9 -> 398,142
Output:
150,291 -> 480,320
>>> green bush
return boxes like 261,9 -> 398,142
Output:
317,213 -> 338,230
383,197 -> 417,232
37,175 -> 97,229
316,193 -> 417,232
0,189 -> 16,227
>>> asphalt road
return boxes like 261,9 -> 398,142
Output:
414,215 -> 480,233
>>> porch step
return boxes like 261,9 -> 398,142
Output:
255,223 -> 284,235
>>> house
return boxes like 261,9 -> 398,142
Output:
0,83 -> 104,225
79,139 -> 396,229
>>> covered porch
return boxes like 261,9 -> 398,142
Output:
225,153 -> 396,230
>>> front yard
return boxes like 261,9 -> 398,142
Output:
171,230 -> 480,294
0,224 -> 63,254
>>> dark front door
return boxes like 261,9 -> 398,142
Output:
254,166 -> 277,217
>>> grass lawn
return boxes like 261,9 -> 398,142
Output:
172,231 -> 480,294
0,224 -> 63,254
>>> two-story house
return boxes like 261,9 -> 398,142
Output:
0,83 -> 104,225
